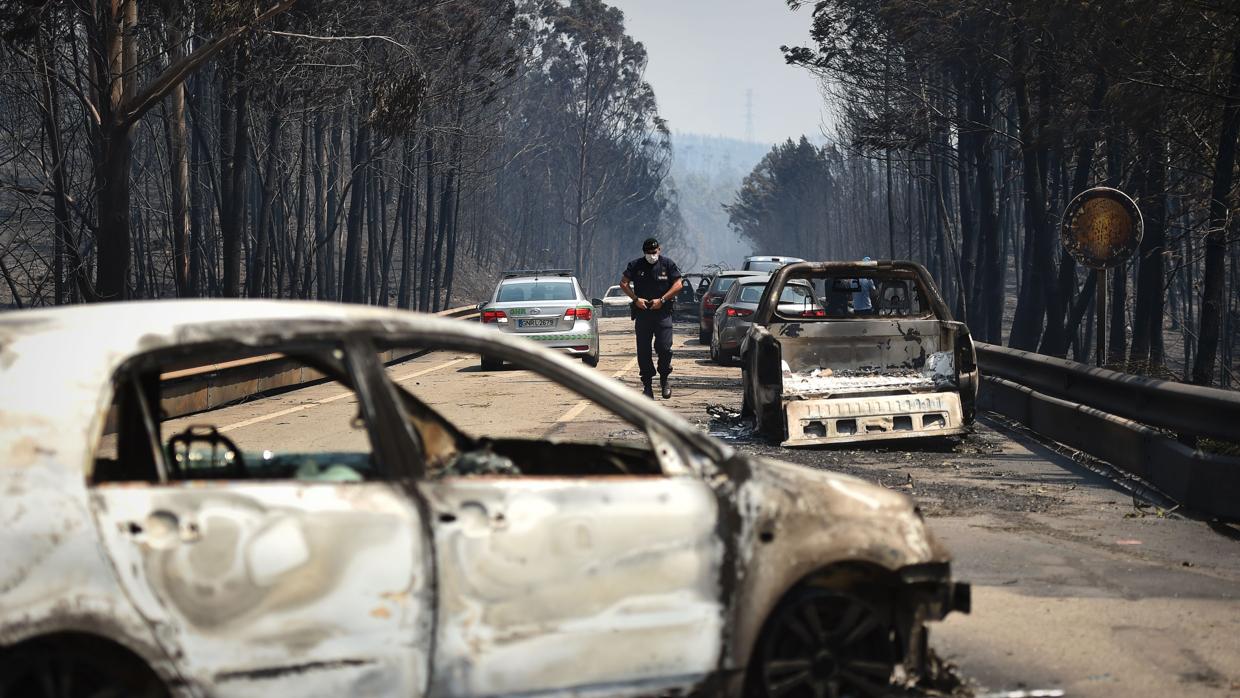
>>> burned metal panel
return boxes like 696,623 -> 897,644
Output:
783,393 -> 966,446
90,482 -> 431,696
773,318 -> 955,376
743,296 -> 971,443
421,477 -> 724,697
0,419 -> 185,691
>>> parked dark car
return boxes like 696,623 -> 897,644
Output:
698,270 -> 765,344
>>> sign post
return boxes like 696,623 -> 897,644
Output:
1060,187 -> 1143,367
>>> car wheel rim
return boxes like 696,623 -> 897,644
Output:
758,590 -> 895,698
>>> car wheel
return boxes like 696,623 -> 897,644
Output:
709,333 -> 720,362
582,351 -> 599,368
0,637 -> 169,698
747,587 -> 898,698
699,328 -> 709,345
480,356 -> 503,371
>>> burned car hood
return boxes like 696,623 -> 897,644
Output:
734,455 -> 952,568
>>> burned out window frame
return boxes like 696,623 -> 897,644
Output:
370,330 -> 727,477
754,261 -> 954,326
91,335 -> 420,487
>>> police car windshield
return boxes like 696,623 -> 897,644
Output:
498,281 -> 575,302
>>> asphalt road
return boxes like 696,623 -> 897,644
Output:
165,316 -> 1240,697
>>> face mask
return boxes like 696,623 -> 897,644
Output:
644,253 -> 659,264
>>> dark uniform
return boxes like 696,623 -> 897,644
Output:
623,255 -> 682,385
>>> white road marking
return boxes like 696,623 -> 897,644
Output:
391,358 -> 465,383
556,357 -> 638,423
220,358 -> 463,433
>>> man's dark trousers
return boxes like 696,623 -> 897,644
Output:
635,311 -> 673,384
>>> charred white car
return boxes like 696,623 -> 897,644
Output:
0,300 -> 968,697
742,261 -> 980,447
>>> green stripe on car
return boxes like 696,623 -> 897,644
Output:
529,334 -> 593,341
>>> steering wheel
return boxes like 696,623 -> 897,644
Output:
167,425 -> 247,478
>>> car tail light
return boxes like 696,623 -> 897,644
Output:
704,294 -> 723,309
799,309 -> 827,318
725,307 -> 753,317
571,345 -> 591,351
481,310 -> 508,323
565,307 -> 593,321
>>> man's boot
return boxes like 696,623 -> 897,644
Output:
642,381 -> 654,399
660,376 -> 672,399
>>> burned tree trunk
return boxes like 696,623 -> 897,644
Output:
1193,38 -> 1240,385
341,118 -> 370,304
1129,129 -> 1167,366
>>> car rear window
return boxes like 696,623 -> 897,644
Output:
498,281 -> 575,302
744,261 -> 783,272
739,283 -> 809,304
605,287 -> 626,297
779,285 -> 814,304
738,284 -> 766,303
773,272 -> 933,319
714,277 -> 744,293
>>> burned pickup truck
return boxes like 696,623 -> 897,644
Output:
741,260 -> 979,446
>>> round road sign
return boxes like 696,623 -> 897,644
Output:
1060,186 -> 1143,269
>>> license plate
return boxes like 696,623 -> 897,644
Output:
518,318 -> 556,328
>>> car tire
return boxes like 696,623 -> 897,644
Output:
699,328 -> 709,345
582,351 -> 599,368
480,356 -> 503,371
0,636 -> 169,698
745,587 -> 899,698
709,333 -> 720,363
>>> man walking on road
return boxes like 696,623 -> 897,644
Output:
620,238 -> 683,399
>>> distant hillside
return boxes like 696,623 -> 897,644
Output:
668,132 -> 768,271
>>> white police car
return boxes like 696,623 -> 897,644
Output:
479,269 -> 602,369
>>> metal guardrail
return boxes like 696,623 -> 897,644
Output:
976,343 -> 1240,520
976,343 -> 1240,443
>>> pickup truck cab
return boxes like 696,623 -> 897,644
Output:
740,260 -> 979,446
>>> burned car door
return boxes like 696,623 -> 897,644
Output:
422,473 -> 723,696
87,340 -> 432,696
378,345 -> 726,697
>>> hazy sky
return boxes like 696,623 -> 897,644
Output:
608,0 -> 828,145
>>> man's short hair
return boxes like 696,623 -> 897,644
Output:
642,237 -> 660,252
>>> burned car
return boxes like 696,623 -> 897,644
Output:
741,261 -> 980,447
0,300 -> 967,697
